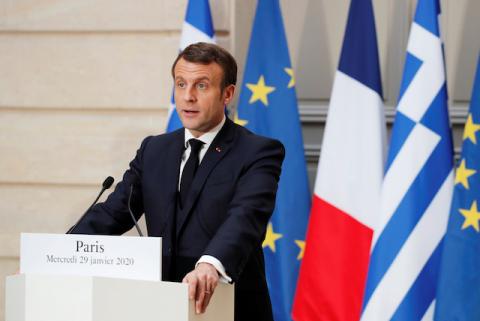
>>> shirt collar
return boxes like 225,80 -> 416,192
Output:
184,115 -> 226,148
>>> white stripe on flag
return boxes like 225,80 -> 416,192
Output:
180,22 -> 215,50
373,123 -> 440,246
362,171 -> 453,321
167,101 -> 176,119
397,23 -> 445,122
315,71 -> 385,229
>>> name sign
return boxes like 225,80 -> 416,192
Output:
20,233 -> 162,281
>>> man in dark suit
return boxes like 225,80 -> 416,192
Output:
70,42 -> 284,321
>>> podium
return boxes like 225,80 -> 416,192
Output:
5,274 -> 234,321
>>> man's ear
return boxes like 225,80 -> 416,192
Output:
223,84 -> 236,105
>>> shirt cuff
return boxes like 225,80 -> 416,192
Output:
197,255 -> 232,284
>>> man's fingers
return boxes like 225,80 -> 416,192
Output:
208,274 -> 218,294
202,290 -> 212,313
185,274 -> 197,300
183,263 -> 220,314
195,275 -> 207,314
198,274 -> 218,313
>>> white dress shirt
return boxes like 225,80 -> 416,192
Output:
179,115 -> 232,283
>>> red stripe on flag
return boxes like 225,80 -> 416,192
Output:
292,195 -> 373,321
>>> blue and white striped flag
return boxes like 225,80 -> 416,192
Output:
361,0 -> 454,320
166,0 -> 216,132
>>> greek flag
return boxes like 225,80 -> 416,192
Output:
166,0 -> 215,132
361,0 -> 454,320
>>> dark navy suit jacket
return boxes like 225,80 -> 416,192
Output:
71,117 -> 285,321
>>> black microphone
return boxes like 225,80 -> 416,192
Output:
102,176 -> 115,190
66,176 -> 115,234
128,184 -> 144,237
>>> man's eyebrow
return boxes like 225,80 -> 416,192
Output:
174,76 -> 211,82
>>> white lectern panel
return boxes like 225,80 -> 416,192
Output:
6,274 -> 234,321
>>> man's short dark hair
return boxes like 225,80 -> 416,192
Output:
171,42 -> 237,90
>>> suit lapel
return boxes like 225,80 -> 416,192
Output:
176,118 -> 236,235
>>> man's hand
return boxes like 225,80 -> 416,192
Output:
182,262 -> 219,314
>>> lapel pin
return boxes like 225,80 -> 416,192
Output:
215,147 -> 222,153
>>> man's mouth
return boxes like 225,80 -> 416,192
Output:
183,109 -> 199,116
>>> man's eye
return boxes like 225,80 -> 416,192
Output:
177,82 -> 186,88
197,83 -> 207,90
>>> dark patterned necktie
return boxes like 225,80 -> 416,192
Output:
179,138 -> 204,207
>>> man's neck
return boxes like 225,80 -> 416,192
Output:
185,116 -> 226,141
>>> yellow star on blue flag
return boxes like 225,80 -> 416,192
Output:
246,75 -> 276,106
284,68 -> 295,88
263,222 -> 283,252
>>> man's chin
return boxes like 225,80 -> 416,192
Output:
181,120 -> 199,130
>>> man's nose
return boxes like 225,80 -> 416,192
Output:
184,86 -> 196,102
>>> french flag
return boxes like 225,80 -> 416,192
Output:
292,0 -> 385,320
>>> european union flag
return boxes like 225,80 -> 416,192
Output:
434,54 -> 480,321
236,0 -> 311,320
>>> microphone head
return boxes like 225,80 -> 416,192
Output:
102,176 -> 114,189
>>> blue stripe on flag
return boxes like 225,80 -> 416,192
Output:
398,53 -> 423,101
413,0 -> 441,36
338,0 -> 383,96
391,241 -> 442,321
185,0 -> 214,37
364,135 -> 452,308
420,85 -> 451,139
385,112 -> 416,172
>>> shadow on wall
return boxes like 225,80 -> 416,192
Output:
453,0 -> 480,101
296,0 -> 333,101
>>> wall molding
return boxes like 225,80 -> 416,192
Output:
299,102 -> 470,124
300,102 -> 466,162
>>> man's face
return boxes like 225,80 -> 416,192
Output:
173,58 -> 235,137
